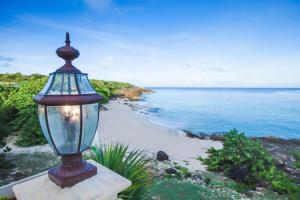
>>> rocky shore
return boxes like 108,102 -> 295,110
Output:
184,130 -> 300,185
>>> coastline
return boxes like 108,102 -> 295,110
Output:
95,98 -> 300,183
95,99 -> 223,171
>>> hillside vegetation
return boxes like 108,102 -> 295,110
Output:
199,129 -> 300,199
0,73 -> 143,147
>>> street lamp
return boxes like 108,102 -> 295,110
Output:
33,33 -> 102,188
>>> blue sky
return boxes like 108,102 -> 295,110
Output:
0,0 -> 300,87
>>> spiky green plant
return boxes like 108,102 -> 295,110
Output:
85,144 -> 151,200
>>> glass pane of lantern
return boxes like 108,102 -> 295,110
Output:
48,73 -> 79,95
37,105 -> 57,153
80,103 -> 99,151
40,74 -> 54,95
76,74 -> 96,94
69,74 -> 78,94
61,74 -> 69,95
47,105 -> 81,154
48,74 -> 63,95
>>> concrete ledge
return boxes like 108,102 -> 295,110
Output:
12,160 -> 132,200
0,171 -> 47,199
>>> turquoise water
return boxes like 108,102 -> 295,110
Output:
139,88 -> 300,139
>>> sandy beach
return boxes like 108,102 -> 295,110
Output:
95,100 -> 222,171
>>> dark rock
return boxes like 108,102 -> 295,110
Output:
156,151 -> 169,161
198,133 -> 209,139
210,133 -> 224,141
166,168 -> 177,174
229,165 -> 249,182
257,137 -> 300,185
184,130 -> 209,140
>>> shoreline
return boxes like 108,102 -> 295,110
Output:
95,99 -> 223,171
96,98 -> 300,183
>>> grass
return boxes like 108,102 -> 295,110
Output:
142,173 -> 288,200
0,152 -> 59,187
143,178 -> 247,200
85,144 -> 151,200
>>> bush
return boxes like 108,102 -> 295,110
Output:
86,144 -> 151,200
90,80 -> 133,103
3,78 -> 47,146
200,129 -> 300,199
291,150 -> 300,169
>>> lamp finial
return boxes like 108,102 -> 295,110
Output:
65,32 -> 70,47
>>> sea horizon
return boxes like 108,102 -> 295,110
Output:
146,87 -> 300,90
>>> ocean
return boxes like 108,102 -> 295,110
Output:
138,88 -> 300,139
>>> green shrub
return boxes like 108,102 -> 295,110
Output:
90,79 -> 133,103
291,150 -> 300,169
86,144 -> 151,200
200,129 -> 300,199
3,78 -> 47,146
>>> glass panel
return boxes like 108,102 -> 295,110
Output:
47,74 -> 63,95
76,74 -> 96,94
47,105 -> 80,154
80,103 -> 99,151
69,74 -> 78,94
61,74 -> 69,95
37,105 -> 57,153
40,74 -> 54,95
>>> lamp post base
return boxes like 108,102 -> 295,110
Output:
48,153 -> 97,188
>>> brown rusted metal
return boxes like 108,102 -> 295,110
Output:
55,32 -> 81,73
55,62 -> 82,73
33,94 -> 102,106
56,32 -> 80,61
48,153 -> 97,188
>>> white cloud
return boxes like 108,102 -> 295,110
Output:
101,56 -> 115,66
84,0 -> 113,11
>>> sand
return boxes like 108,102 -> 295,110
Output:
95,100 -> 222,171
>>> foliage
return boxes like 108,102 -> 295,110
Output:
142,177 -> 287,200
0,83 -> 19,147
0,73 -> 134,147
0,153 -> 14,170
173,164 -> 191,178
0,78 -> 48,146
0,152 -> 59,187
85,144 -> 151,200
291,150 -> 300,169
90,79 -> 133,103
0,73 -> 45,83
199,129 -> 300,199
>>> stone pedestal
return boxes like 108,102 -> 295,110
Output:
12,160 -> 132,200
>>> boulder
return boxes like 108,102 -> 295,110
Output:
156,151 -> 169,161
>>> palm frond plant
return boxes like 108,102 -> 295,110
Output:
85,144 -> 151,200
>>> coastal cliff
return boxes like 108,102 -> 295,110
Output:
116,86 -> 152,101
